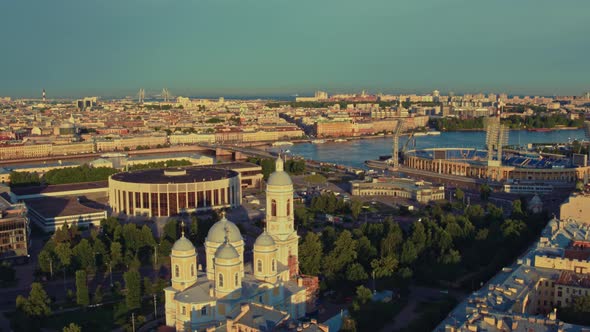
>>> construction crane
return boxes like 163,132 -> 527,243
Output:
390,119 -> 405,169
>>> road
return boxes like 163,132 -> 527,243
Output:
381,286 -> 466,332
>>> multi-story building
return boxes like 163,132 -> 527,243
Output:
437,216 -> 590,331
96,134 -> 167,152
169,133 -> 216,145
314,120 -> 354,137
0,195 -> 29,260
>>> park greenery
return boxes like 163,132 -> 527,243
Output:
246,157 -> 306,179
298,190 -> 547,330
205,117 -> 225,124
20,214 -> 219,331
558,294 -> 590,326
9,165 -> 117,187
127,159 -> 192,171
430,114 -> 583,131
9,159 -> 197,187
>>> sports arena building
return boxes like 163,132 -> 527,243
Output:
108,167 -> 241,217
403,148 -> 590,191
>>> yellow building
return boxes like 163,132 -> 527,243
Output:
164,157 -> 309,331
108,168 -> 241,217
560,193 -> 590,223
351,177 -> 445,203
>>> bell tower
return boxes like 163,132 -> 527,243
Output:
265,156 -> 299,278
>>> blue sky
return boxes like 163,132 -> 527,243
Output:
0,0 -> 589,98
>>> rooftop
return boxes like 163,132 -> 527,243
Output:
10,181 -> 108,196
556,271 -> 590,288
25,195 -> 107,218
110,167 -> 238,184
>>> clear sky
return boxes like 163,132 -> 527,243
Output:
1,0 -> 589,98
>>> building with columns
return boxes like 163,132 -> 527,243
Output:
164,157 -> 314,332
108,167 -> 241,217
403,148 -> 590,189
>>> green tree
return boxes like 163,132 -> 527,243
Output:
356,236 -> 377,268
380,223 -> 403,258
370,255 -> 398,278
480,184 -> 492,201
75,270 -> 89,306
346,263 -> 368,282
299,232 -> 323,275
189,216 -> 199,244
16,283 -> 51,318
323,230 -> 357,280
163,220 -> 178,242
109,242 -> 123,268
124,269 -> 141,311
73,239 -> 94,270
400,241 -> 418,265
350,200 -> 363,220
63,323 -> 82,332
93,285 -> 104,304
410,221 -> 427,254
352,285 -> 373,311
455,188 -> 465,203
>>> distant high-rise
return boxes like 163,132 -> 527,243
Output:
42,89 -> 46,102
138,88 -> 145,103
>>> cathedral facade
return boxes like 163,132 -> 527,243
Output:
164,157 -> 308,331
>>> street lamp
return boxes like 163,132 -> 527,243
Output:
108,262 -> 113,288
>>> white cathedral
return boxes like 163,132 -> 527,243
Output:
164,157 -> 309,331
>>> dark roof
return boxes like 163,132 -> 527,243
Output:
26,196 -> 106,218
110,167 -> 239,184
11,181 -> 108,196
214,162 -> 262,170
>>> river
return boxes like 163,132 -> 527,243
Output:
287,130 -> 586,169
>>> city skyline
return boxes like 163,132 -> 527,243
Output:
1,0 -> 589,97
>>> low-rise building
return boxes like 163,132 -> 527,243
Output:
26,196 -> 107,233
350,177 -> 445,203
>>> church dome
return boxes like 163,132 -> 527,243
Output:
267,155 -> 292,186
172,235 -> 195,252
215,242 -> 239,260
207,215 -> 243,243
254,231 -> 275,247
267,171 -> 293,186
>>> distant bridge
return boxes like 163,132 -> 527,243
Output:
197,143 -> 274,160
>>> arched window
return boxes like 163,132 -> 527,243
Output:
191,264 -> 195,277
257,259 -> 263,273
287,199 -> 291,216
271,199 -> 277,217
175,265 -> 180,278
271,259 -> 276,272
234,272 -> 239,287
218,273 -> 224,287
201,307 -> 207,316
